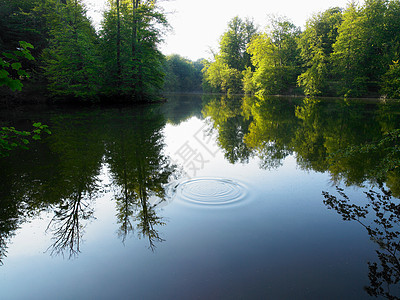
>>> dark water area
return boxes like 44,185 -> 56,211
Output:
1,94 -> 400,299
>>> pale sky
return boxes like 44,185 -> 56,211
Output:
83,0 -> 351,61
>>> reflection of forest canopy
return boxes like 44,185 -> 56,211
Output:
202,95 -> 253,164
105,107 -> 175,249
1,95 -> 400,263
162,94 -> 205,125
204,95 -> 400,192
0,105 -> 176,262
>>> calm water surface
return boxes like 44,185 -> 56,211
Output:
1,94 -> 400,299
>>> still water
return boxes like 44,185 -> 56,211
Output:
1,94 -> 400,299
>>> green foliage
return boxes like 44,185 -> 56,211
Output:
330,0 -> 400,97
246,17 -> 301,95
41,0 -> 101,99
381,60 -> 400,98
242,67 -> 256,95
0,42 -> 51,157
204,1 -> 400,98
330,3 -> 369,97
219,16 -> 257,71
3,0 -> 400,100
0,0 -> 169,101
0,122 -> 51,157
162,54 -> 203,92
0,0 -> 47,55
203,58 -> 243,94
297,7 -> 343,96
0,41 -> 35,91
100,0 -> 169,100
203,16 -> 257,94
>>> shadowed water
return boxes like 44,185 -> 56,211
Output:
1,94 -> 400,299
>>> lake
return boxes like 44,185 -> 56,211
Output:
1,94 -> 400,299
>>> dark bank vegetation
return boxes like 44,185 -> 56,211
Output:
0,0 -> 170,102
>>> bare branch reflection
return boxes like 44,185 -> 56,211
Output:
46,190 -> 95,258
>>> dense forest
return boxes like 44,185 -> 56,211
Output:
1,0 -> 400,100
0,0 -> 173,101
204,0 -> 400,98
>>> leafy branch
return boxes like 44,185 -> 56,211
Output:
0,41 -> 35,91
0,122 -> 51,157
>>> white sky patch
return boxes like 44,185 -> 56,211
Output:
83,0 -> 352,61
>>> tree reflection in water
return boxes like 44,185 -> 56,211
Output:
323,186 -> 400,299
202,95 -> 253,164
43,111 -> 103,258
106,107 -> 175,250
0,105 -> 177,262
45,191 -> 95,258
1,96 -> 400,264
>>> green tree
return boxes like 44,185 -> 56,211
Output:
246,17 -> 301,95
203,17 -> 257,94
100,0 -> 168,100
219,16 -> 257,71
381,60 -> 400,98
0,41 -> 35,91
41,0 -> 101,99
297,7 -> 343,96
163,54 -> 203,92
331,0 -> 399,97
380,1 -> 400,98
0,0 -> 49,70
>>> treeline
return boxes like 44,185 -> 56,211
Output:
0,0 -> 169,101
203,0 -> 400,98
162,55 -> 204,93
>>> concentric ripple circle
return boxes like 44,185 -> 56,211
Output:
176,177 -> 247,206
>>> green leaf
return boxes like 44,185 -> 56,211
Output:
8,79 -> 23,91
23,52 -> 35,61
0,59 -> 9,68
19,41 -> 34,50
17,69 -> 28,77
0,69 -> 9,79
32,134 -> 41,140
2,52 -> 17,60
11,62 -> 22,70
